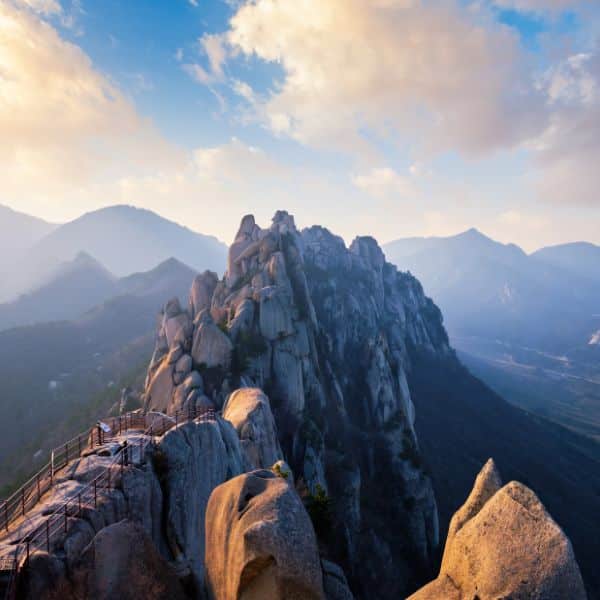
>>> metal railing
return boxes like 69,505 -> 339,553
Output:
1,406 -> 216,600
1,412 -> 148,534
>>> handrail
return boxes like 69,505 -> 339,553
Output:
0,411 -> 148,533
2,406 -> 216,600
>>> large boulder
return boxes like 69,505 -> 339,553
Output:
409,460 -> 587,600
190,271 -> 219,318
155,417 -> 245,588
191,310 -> 233,369
205,469 -> 325,600
222,388 -> 282,470
144,359 -> 174,413
72,521 -> 186,600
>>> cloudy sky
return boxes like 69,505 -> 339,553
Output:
1,0 -> 599,250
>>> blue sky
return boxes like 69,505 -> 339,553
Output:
1,0 -> 599,250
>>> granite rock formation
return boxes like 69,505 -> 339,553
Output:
409,459 -> 587,600
13,210 -> 588,600
205,469 -> 324,600
143,211 -> 447,597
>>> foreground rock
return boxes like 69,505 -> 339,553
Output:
205,469 -> 325,600
21,521 -> 186,600
156,415 -> 245,588
409,459 -> 587,600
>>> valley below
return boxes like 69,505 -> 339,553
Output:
454,334 -> 600,443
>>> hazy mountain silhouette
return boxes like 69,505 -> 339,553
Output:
30,205 -> 226,275
0,205 -> 227,302
384,228 -> 599,352
0,257 -> 196,492
532,241 -> 600,284
384,230 -> 600,441
0,254 -> 197,332
0,204 -> 56,286
0,204 -> 56,252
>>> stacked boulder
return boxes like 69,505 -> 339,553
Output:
142,212 -> 446,598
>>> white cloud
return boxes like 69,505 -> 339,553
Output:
225,0 -> 548,157
193,137 -> 289,180
492,0 -> 580,12
182,62 -> 213,85
0,2 -> 181,215
352,167 -> 416,199
182,34 -> 228,86
533,49 -> 600,204
200,33 -> 226,79
15,0 -> 62,15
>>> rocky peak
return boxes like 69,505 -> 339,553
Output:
410,461 -> 587,600
142,211 -> 450,598
349,236 -> 385,272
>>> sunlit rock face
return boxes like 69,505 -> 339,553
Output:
144,211 -> 449,598
409,460 -> 587,600
204,469 -> 325,600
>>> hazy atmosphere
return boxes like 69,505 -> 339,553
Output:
1,2 -> 599,600
2,0 -> 600,249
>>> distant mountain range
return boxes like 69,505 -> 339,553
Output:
384,228 -> 599,351
532,242 -> 600,285
0,204 -> 227,302
384,229 -> 600,440
0,254 -> 197,493
0,252 -> 197,332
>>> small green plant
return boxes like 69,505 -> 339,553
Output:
231,329 -> 268,377
306,483 -> 332,538
272,463 -> 289,480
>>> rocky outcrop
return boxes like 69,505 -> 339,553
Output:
204,469 -> 325,600
21,521 -> 186,600
74,521 -> 186,600
190,271 -> 219,318
155,415 -> 245,588
408,460 -> 587,600
222,388 -> 282,470
142,211 -> 447,598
